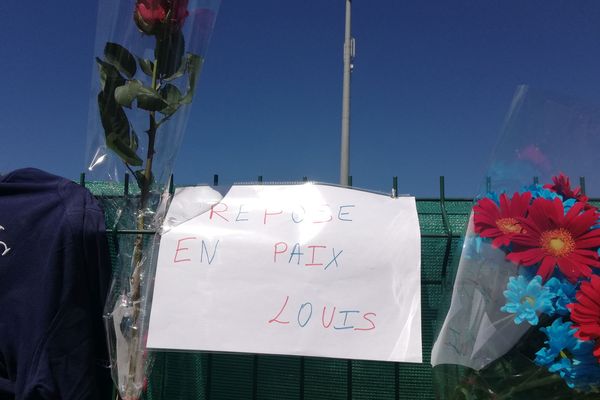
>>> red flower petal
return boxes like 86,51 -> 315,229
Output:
537,257 -> 557,281
569,275 -> 600,361
473,193 -> 530,247
504,195 -> 600,282
506,248 -> 546,266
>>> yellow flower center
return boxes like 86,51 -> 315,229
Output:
496,217 -> 522,234
521,296 -> 536,306
559,350 -> 572,360
540,229 -> 576,257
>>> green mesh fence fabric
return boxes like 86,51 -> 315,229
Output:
87,182 -> 472,400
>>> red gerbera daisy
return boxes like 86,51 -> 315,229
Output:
506,197 -> 600,282
544,173 -> 595,211
567,275 -> 600,361
473,192 -> 531,248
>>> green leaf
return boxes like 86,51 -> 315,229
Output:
155,31 -> 185,79
113,81 -> 138,108
137,91 -> 169,112
159,84 -> 183,116
97,53 -> 142,166
114,80 -> 168,111
104,42 -> 137,79
97,91 -> 142,166
129,128 -> 139,152
137,57 -> 155,77
181,54 -> 204,104
98,91 -> 128,137
163,54 -> 190,82
106,132 -> 143,166
161,84 -> 183,103
96,57 -> 126,93
134,169 -> 154,190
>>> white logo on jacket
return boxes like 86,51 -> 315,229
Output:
0,226 -> 10,256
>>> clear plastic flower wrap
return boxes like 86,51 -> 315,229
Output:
432,86 -> 600,399
83,1 -> 220,399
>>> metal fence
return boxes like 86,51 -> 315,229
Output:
87,176 -> 472,400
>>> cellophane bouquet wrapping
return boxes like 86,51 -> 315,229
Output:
432,86 -> 600,399
83,1 -> 220,398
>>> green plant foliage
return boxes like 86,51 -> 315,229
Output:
159,84 -> 183,117
104,42 -> 137,79
181,55 -> 203,105
137,57 -> 155,77
114,80 -> 168,111
134,169 -> 154,190
96,58 -> 142,166
155,31 -> 185,79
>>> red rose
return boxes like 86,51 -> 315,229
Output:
134,0 -> 189,35
134,0 -> 167,35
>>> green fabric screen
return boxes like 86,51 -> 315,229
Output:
89,182 -> 472,400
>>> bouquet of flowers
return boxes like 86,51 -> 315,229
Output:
85,1 -> 220,399
485,175 -> 598,392
432,87 -> 600,399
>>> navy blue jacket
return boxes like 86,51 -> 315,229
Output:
0,169 -> 112,399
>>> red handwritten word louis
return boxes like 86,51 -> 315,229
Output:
268,296 -> 376,331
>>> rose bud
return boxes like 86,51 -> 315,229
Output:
134,0 -> 167,35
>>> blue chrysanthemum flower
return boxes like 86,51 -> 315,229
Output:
501,275 -> 554,325
520,184 -> 580,215
521,184 -> 560,201
474,191 -> 501,205
544,277 -> 577,316
570,364 -> 600,392
562,198 -> 577,214
534,319 -> 600,390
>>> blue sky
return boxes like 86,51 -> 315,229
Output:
2,1 -> 600,196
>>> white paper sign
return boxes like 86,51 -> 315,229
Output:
147,183 -> 422,363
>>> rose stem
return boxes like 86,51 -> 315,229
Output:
126,55 -> 160,397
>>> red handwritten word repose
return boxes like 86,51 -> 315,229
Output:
208,203 -> 355,225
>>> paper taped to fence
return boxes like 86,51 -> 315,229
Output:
147,183 -> 422,362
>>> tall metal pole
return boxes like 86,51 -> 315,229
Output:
340,0 -> 353,186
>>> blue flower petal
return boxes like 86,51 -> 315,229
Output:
544,277 -> 576,316
535,319 -> 600,391
501,275 -> 554,325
